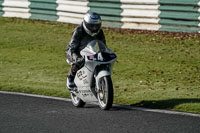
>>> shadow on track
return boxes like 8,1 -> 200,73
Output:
82,104 -> 133,111
131,98 -> 200,110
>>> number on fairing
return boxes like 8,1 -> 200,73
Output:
98,53 -> 103,61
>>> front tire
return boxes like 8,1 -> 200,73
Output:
71,93 -> 85,107
97,76 -> 113,110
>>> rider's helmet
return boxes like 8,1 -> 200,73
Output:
83,12 -> 102,37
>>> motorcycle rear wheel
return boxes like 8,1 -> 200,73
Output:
71,93 -> 85,107
97,76 -> 113,110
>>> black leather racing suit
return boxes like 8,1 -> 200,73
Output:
66,22 -> 106,75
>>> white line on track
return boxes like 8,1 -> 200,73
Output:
0,91 -> 200,118
0,91 -> 71,102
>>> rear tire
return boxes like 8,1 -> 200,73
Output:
71,93 -> 85,107
97,76 -> 113,110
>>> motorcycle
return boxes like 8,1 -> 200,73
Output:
67,40 -> 117,110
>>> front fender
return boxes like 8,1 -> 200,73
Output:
95,70 -> 111,90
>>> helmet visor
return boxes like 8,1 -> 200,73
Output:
85,22 -> 101,33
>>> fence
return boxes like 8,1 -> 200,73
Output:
0,0 -> 200,32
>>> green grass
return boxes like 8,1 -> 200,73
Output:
0,17 -> 200,113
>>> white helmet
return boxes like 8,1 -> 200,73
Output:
83,12 -> 102,37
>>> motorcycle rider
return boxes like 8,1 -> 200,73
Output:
66,12 -> 106,90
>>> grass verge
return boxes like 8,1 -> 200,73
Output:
0,17 -> 200,113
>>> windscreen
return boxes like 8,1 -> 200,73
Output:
87,40 -> 107,53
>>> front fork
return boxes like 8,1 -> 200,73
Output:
94,64 -> 111,92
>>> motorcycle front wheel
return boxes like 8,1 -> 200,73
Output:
97,76 -> 113,110
71,93 -> 85,107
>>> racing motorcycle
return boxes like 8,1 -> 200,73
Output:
67,40 -> 117,110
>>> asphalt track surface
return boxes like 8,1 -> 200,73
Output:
0,93 -> 200,133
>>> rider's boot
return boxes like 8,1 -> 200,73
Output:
67,75 -> 75,88
67,65 -> 78,91
67,72 -> 75,91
